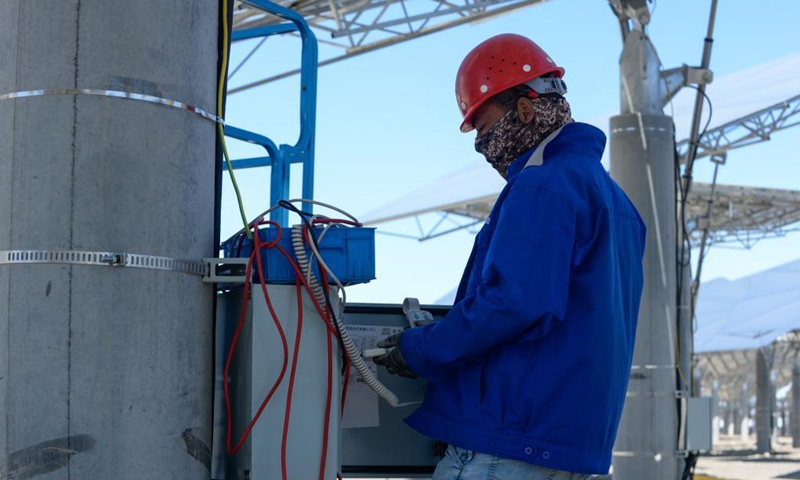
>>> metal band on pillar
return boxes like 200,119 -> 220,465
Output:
0,88 -> 223,124
0,250 -> 208,276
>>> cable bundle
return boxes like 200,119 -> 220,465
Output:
222,200 -> 400,480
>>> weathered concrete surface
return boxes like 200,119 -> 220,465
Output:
0,1 -> 219,478
611,113 -> 680,480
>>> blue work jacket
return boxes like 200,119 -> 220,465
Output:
400,122 -> 646,475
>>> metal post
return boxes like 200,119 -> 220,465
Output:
741,382 -> 751,442
682,0 -> 718,184
0,1 -> 217,478
792,357 -> 800,448
780,403 -> 788,437
727,404 -> 735,436
772,369 -> 779,445
712,380 -> 720,445
756,349 -> 773,453
685,0 -> 719,324
733,400 -> 741,435
610,29 -> 679,480
677,250 -> 693,455
678,249 -> 693,397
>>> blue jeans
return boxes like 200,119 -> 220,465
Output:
431,445 -> 592,480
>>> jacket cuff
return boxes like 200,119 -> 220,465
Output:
400,327 -> 437,380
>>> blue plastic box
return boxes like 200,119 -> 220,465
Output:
222,226 -> 376,285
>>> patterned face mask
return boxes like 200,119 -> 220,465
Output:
474,95 -> 573,179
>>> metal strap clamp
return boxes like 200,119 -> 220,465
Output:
0,88 -> 223,124
0,250 -> 208,276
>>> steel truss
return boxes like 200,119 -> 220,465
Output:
695,331 -> 800,402
677,94 -> 800,163
377,211 -> 483,241
374,181 -> 800,245
686,182 -> 800,248
229,0 -> 550,92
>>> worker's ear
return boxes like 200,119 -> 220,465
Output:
516,97 -> 536,124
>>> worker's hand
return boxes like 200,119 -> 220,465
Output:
374,332 -> 418,379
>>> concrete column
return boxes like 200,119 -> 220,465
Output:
780,406 -> 788,437
756,350 -> 773,453
712,380 -> 720,445
771,371 -> 779,445
741,382 -> 751,441
733,400 -> 741,435
0,2 -> 218,479
610,33 -> 679,480
792,358 -> 800,448
727,406 -> 735,436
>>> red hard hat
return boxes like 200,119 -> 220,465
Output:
456,34 -> 565,133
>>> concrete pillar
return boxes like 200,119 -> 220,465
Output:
780,406 -> 788,437
792,358 -> 800,448
0,1 -> 218,479
727,406 -> 735,436
741,382 -> 751,441
771,371 -> 779,445
756,350 -> 773,453
712,380 -> 720,445
733,400 -> 741,435
610,31 -> 679,480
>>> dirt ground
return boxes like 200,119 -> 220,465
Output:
694,435 -> 800,480
355,435 -> 800,480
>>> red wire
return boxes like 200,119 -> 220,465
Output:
302,224 -> 349,479
302,224 -> 335,480
280,279 -> 305,480
224,222 -> 289,455
318,314 -> 333,480
224,218 -> 354,479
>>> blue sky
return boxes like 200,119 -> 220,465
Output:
221,0 -> 800,304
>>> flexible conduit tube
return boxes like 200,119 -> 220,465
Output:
290,226 -> 400,406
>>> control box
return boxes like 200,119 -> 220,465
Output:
341,303 -> 451,478
211,293 -> 451,479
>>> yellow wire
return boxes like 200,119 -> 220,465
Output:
218,0 -> 253,240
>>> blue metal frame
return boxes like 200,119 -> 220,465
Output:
223,0 -> 318,226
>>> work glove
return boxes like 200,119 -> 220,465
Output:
373,332 -> 418,379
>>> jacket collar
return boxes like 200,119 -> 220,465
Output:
504,122 -> 606,182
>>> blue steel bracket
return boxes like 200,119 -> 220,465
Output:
224,0 -> 319,225
224,124 -> 289,225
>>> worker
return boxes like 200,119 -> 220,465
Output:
374,34 -> 646,479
